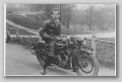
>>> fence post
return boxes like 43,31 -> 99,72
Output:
38,34 -> 43,42
16,27 -> 19,38
6,26 -> 11,42
7,28 -> 11,37
91,35 -> 97,56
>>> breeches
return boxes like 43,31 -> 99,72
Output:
47,41 -> 56,57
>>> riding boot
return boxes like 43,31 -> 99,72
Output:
41,69 -> 46,75
41,56 -> 52,75
41,41 -> 55,75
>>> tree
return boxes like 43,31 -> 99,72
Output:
83,4 -> 96,30
32,4 -> 44,11
44,4 -> 59,19
30,4 -> 59,19
61,4 -> 75,28
93,4 -> 115,31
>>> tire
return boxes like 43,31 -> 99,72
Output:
36,54 -> 47,66
76,55 -> 99,76
34,42 -> 47,66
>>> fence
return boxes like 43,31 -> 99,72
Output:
6,19 -> 115,57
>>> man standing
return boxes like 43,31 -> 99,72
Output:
39,9 -> 61,75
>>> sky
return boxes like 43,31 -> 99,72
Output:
75,4 -> 115,10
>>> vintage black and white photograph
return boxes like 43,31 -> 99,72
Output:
4,4 -> 116,76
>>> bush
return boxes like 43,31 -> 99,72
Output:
10,29 -> 36,35
6,11 -> 13,14
7,15 -> 93,35
26,14 -> 44,22
7,15 -> 42,30
10,37 -> 38,47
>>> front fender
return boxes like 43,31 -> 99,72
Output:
80,49 -> 93,55
71,49 -> 93,72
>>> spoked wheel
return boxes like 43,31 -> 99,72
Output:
80,56 -> 94,74
36,54 -> 47,66
33,42 -> 48,66
76,55 -> 99,76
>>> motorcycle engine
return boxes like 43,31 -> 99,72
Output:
55,39 -> 69,67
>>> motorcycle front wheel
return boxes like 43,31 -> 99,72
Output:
76,55 -> 99,76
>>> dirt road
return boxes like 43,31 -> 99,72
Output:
5,43 -> 115,76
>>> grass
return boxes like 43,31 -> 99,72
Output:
8,37 -> 115,68
6,14 -> 115,68
85,38 -> 115,68
97,38 -> 115,42
61,27 -> 93,35
96,42 -> 115,68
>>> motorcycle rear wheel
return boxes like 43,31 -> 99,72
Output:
36,54 -> 46,66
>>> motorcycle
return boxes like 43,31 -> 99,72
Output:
32,36 -> 99,76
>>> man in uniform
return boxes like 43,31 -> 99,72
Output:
39,9 -> 61,75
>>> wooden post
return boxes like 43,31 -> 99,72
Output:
6,27 -> 11,42
67,4 -> 70,29
59,4 -> 61,21
16,27 -> 19,38
91,35 -> 97,56
7,28 -> 11,37
38,34 -> 43,42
